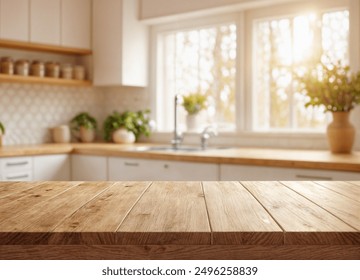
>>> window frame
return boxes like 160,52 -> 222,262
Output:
149,12 -> 245,133
149,0 -> 359,139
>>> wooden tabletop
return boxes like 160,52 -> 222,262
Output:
1,143 -> 360,172
0,181 -> 359,259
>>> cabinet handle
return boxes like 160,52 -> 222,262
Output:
124,162 -> 139,167
295,174 -> 332,181
6,174 -> 29,180
6,161 -> 29,166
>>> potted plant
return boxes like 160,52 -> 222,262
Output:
103,110 -> 152,144
182,92 -> 208,131
299,61 -> 360,153
70,112 -> 97,143
0,121 -> 5,147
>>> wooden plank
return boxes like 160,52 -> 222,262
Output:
0,39 -> 92,55
0,245 -> 358,260
0,182 -> 112,245
202,181 -> 283,245
0,74 -> 92,87
315,181 -> 360,201
0,182 -> 43,199
284,181 -> 360,231
117,181 -> 211,245
51,182 -> 151,245
0,181 -> 80,224
242,181 -> 359,245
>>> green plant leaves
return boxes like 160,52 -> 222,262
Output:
103,110 -> 152,142
70,112 -> 97,130
182,93 -> 208,115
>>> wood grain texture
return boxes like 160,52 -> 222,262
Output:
0,182 -> 112,245
284,181 -> 360,231
117,181 -> 211,245
0,74 -> 92,87
50,181 -> 151,245
202,181 -> 282,245
0,39 -> 92,55
315,181 -> 360,202
1,143 -> 360,172
242,181 -> 358,245
0,182 -> 42,199
0,245 -> 358,260
0,181 -> 79,224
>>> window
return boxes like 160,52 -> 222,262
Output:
253,9 -> 350,131
156,22 -> 237,132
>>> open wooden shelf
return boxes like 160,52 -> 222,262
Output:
0,74 -> 92,87
0,39 -> 92,55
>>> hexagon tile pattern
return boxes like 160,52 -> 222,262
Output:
0,83 -> 104,145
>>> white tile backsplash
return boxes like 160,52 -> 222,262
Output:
0,83 -> 104,145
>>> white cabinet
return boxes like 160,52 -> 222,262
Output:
0,0 -> 29,41
33,154 -> 70,181
108,157 -> 219,181
61,0 -> 91,49
220,164 -> 360,181
93,0 -> 148,86
0,156 -> 33,181
71,155 -> 108,181
30,0 -> 61,45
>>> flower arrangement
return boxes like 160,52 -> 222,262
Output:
298,61 -> 360,112
182,93 -> 208,115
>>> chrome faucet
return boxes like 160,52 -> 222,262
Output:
171,94 -> 183,149
200,125 -> 217,150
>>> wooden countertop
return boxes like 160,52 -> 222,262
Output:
0,181 -> 359,259
1,143 -> 360,172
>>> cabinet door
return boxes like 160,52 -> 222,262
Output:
61,0 -> 91,49
33,154 -> 70,181
71,155 -> 107,181
220,164 -> 296,181
0,0 -> 29,41
93,0 -> 148,86
30,0 -> 60,45
109,157 -> 219,181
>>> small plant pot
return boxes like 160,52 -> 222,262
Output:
79,126 -> 96,143
112,128 -> 136,144
327,112 -> 355,153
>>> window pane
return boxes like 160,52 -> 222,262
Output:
253,10 -> 349,131
159,23 -> 237,132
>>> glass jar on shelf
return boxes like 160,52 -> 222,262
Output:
45,61 -> 60,78
15,59 -> 30,76
61,63 -> 73,79
0,57 -> 14,75
30,60 -> 45,77
74,65 -> 86,80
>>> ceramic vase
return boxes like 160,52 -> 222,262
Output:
79,126 -> 96,143
327,112 -> 355,153
112,128 -> 136,144
186,114 -> 200,132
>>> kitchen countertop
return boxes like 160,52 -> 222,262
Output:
0,181 -> 359,259
0,143 -> 360,172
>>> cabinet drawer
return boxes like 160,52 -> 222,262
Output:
1,157 -> 33,173
2,170 -> 33,181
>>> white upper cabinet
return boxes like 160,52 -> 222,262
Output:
30,0 -> 61,45
93,0 -> 148,86
0,0 -> 29,41
61,0 -> 91,49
